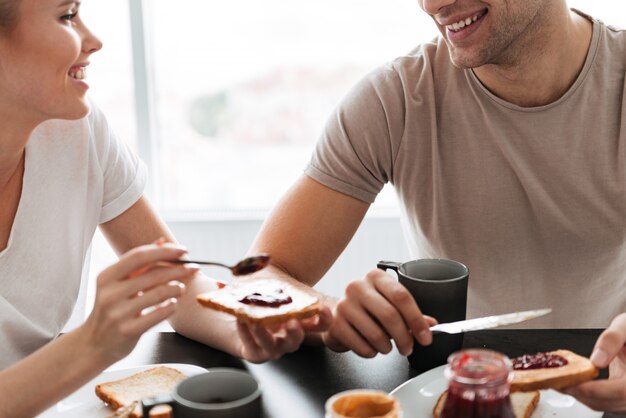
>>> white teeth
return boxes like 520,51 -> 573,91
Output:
70,68 -> 86,80
446,13 -> 482,32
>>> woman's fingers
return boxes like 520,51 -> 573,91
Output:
116,264 -> 198,299
108,281 -> 186,320
121,298 -> 178,336
98,243 -> 187,285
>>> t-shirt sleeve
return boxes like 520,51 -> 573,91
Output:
88,102 -> 147,223
305,64 -> 407,203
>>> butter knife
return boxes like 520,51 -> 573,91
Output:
429,308 -> 552,334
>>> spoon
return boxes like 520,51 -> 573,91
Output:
172,254 -> 271,276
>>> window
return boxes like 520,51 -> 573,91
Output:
81,0 -> 136,150
143,0 -> 434,215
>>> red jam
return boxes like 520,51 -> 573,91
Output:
239,288 -> 293,307
441,349 -> 515,418
512,352 -> 568,370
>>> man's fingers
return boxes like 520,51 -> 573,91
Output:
327,316 -> 377,358
274,320 -> 305,354
301,304 -> 332,332
592,313 -> 626,368
237,321 -> 262,354
564,379 -> 626,412
344,287 -> 414,355
370,273 -> 432,346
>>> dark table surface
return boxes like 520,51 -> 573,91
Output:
114,329 -> 624,418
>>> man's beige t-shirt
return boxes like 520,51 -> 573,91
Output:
305,14 -> 626,328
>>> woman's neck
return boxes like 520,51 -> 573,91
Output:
0,100 -> 40,186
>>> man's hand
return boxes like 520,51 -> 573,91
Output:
563,313 -> 626,412
322,269 -> 436,358
237,304 -> 332,363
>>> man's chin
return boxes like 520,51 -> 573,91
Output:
447,51 -> 486,70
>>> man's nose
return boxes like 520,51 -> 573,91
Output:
420,0 -> 457,15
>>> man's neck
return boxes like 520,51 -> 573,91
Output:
473,9 -> 593,107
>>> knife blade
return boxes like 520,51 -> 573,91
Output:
429,308 -> 552,334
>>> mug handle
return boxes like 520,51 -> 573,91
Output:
142,394 -> 176,417
377,260 -> 402,275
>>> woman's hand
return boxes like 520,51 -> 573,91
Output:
563,313 -> 626,412
79,241 -> 199,366
237,304 -> 332,363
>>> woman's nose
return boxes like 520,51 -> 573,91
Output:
82,26 -> 103,55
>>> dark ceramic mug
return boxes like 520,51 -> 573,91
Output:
142,368 -> 261,418
377,259 -> 469,373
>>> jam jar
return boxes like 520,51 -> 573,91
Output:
440,349 -> 515,418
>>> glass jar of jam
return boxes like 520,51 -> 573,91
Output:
440,349 -> 515,418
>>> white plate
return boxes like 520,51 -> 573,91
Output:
40,363 -> 207,418
390,364 -> 603,418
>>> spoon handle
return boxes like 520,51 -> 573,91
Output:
171,259 -> 232,269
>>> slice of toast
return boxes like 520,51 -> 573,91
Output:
95,366 -> 187,418
510,349 -> 599,392
433,390 -> 540,418
196,278 -> 320,325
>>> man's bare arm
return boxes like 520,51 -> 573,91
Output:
249,175 -> 369,289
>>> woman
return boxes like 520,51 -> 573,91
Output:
0,0 -> 329,415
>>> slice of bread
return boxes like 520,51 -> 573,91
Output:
433,390 -> 540,418
95,366 -> 187,418
196,278 -> 320,325
510,349 -> 599,392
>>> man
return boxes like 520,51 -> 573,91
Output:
240,0 -> 626,412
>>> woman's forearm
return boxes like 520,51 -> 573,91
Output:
0,326 -> 108,418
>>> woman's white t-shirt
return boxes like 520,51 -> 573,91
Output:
0,102 -> 146,369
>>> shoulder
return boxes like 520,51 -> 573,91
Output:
574,9 -> 626,62
357,37 -> 456,103
364,37 -> 447,82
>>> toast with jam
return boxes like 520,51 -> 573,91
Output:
196,278 -> 321,325
510,349 -> 599,392
433,390 -> 540,418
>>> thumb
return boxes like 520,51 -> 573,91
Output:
590,313 -> 626,368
